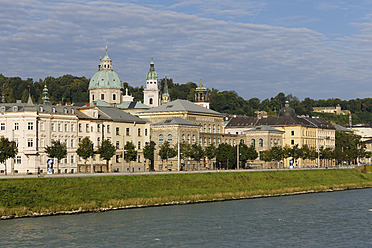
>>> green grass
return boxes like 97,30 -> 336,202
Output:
1,169 -> 371,218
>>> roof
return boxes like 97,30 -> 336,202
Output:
226,115 -> 335,129
90,100 -> 111,107
334,124 -> 353,132
244,125 -> 284,133
146,58 -> 158,80
97,106 -> 148,123
0,102 -> 76,115
141,99 -> 224,116
117,101 -> 151,110
152,117 -> 200,127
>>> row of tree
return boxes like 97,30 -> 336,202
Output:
0,74 -> 370,126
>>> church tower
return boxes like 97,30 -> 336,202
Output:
143,58 -> 160,107
161,73 -> 170,104
194,80 -> 209,109
88,47 -> 123,105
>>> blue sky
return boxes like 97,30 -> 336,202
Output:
1,0 -> 372,100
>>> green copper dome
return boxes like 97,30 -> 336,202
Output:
89,70 -> 123,89
146,58 -> 158,80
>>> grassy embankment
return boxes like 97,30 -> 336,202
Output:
0,169 -> 371,219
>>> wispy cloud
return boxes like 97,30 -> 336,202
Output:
0,0 -> 371,101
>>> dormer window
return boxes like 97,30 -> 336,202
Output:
39,106 -> 44,112
0,106 -> 5,112
64,108 -> 68,114
13,106 -> 18,112
71,109 -> 75,114
52,107 -> 56,113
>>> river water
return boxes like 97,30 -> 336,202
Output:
0,189 -> 371,247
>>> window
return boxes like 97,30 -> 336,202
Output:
217,125 -> 220,133
92,94 -> 95,101
116,141 -> 120,149
138,155 -> 141,163
0,123 -> 5,130
208,124 -> 211,133
13,106 -> 18,112
28,138 -> 33,147
86,124 -> 89,132
291,140 -> 295,145
71,109 -> 75,114
52,107 -> 56,113
58,123 -> 61,132
192,135 -> 195,144
270,139 -> 273,147
71,139 -> 74,148
51,123 -> 55,131
159,134 -> 164,145
138,128 -> 141,136
116,155 -> 120,163
15,156 -> 21,164
182,134 -> 185,142
71,124 -> 75,132
204,124 -> 206,132
259,139 -> 263,147
116,127 -> 120,135
97,124 -> 100,132
97,137 -> 101,146
0,106 -> 5,112
28,122 -> 34,130
71,155 -> 74,164
138,141 -> 141,149
14,139 -> 18,147
199,137 -> 202,145
64,108 -> 68,114
209,138 -> 211,144
145,129 -> 148,136
126,128 -> 130,136
149,98 -> 153,105
168,134 -> 172,144
101,94 -> 105,100
291,131 -> 295,136
187,134 -> 190,144
113,94 -> 116,101
107,125 -> 110,133
65,124 -> 68,132
78,124 -> 82,132
251,139 -> 255,147
14,123 -> 19,130
213,124 -> 215,133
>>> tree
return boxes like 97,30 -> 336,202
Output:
124,141 -> 138,169
301,145 -> 317,163
216,143 -> 235,169
97,139 -> 116,172
0,137 -> 18,175
334,131 -> 368,165
76,137 -> 94,167
205,143 -> 217,169
190,144 -> 205,170
46,140 -> 67,173
286,144 -> 302,165
179,142 -> 192,170
158,141 -> 177,169
143,141 -> 155,170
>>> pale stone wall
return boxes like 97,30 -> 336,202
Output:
90,88 -> 122,105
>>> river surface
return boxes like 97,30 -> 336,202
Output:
0,189 -> 371,247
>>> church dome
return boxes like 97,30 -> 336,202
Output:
89,48 -> 123,89
146,58 -> 158,80
279,101 -> 296,117
89,70 -> 123,89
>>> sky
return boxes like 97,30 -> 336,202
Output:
1,0 -> 372,101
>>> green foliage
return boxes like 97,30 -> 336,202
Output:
334,131 -> 367,164
143,141 -> 155,161
124,141 -> 137,163
0,137 -> 17,163
45,140 -> 67,161
216,143 -> 235,169
205,143 -> 217,160
158,141 -> 177,161
76,137 -> 94,162
189,144 -> 204,162
97,139 -> 116,166
179,142 -> 192,159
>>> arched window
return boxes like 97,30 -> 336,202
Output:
71,109 -> 75,114
113,94 -> 116,101
270,139 -> 273,147
97,137 -> 100,146
64,108 -> 68,114
0,106 -> 5,112
204,124 -> 206,132
240,139 -> 244,144
204,138 -> 207,146
39,106 -> 43,112
251,139 -> 255,147
52,107 -> 56,113
213,124 -> 216,133
149,98 -> 153,105
217,125 -> 220,133
208,124 -> 211,133
168,134 -> 172,144
187,134 -> 190,144
192,135 -> 195,144
92,94 -> 95,101
182,134 -> 185,142
159,134 -> 163,145
13,106 -> 18,112
259,139 -> 263,147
